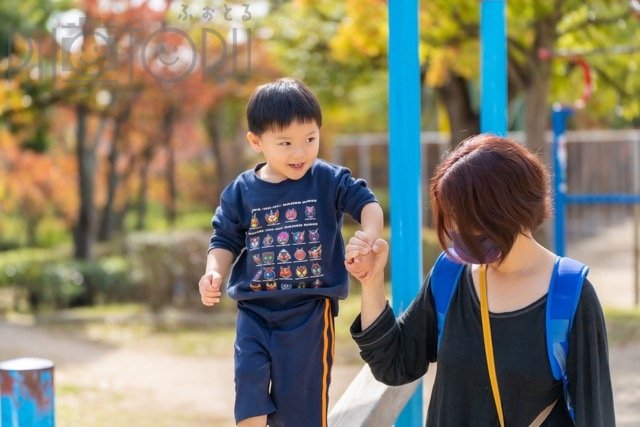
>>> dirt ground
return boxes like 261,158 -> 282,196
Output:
1,221 -> 639,426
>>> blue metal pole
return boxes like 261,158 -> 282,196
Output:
551,106 -> 573,257
0,358 -> 55,427
388,0 -> 423,425
480,0 -> 507,135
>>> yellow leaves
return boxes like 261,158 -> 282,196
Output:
330,0 -> 387,63
425,41 -> 479,87
0,80 -> 27,119
426,49 -> 455,87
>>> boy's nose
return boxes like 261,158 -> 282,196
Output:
291,147 -> 305,159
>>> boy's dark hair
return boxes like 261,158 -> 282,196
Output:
246,78 -> 322,135
430,134 -> 552,263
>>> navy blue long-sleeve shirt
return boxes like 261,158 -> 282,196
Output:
209,159 -> 377,303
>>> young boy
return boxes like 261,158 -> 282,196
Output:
198,78 -> 383,427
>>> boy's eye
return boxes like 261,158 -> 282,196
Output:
279,141 -> 291,146
307,137 -> 316,143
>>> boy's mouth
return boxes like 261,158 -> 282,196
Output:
289,162 -> 305,169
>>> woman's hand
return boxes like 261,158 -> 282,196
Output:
345,231 -> 389,283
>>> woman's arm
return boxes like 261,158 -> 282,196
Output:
567,281 -> 616,426
346,237 -> 437,385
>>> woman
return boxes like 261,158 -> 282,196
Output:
345,134 -> 615,426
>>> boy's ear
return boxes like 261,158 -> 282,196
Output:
247,131 -> 262,153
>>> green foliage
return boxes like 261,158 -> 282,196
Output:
551,2 -> 640,123
0,252 -> 132,311
263,0 -> 640,133
261,0 -> 389,133
0,214 -> 72,249
126,230 -> 212,313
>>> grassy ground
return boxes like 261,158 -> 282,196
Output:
3,300 -> 638,427
15,297 -> 640,356
604,308 -> 640,345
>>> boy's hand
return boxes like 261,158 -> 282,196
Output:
345,232 -> 389,282
345,230 -> 373,260
199,271 -> 223,306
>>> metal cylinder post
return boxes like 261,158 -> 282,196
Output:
480,0 -> 507,136
0,358 -> 55,427
551,106 -> 574,257
388,0 -> 423,425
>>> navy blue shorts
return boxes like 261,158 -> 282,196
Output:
233,297 -> 335,426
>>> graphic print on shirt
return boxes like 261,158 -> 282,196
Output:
246,199 -> 324,292
277,249 -> 291,262
308,229 -> 320,243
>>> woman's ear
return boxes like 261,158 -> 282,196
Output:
247,131 -> 262,153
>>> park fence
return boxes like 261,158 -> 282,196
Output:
331,129 -> 640,243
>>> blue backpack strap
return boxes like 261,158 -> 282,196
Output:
429,251 -> 466,350
546,256 -> 588,423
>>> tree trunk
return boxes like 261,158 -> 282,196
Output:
74,105 -> 95,260
525,16 -> 559,248
524,64 -> 552,156
204,106 -> 226,197
162,105 -> 177,226
435,73 -> 480,147
25,217 -> 39,247
136,161 -> 149,231
99,111 -> 127,241
524,17 -> 558,157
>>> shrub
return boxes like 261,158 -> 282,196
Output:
126,230 -> 211,312
0,253 -> 133,312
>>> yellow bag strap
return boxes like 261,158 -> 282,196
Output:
480,264 -> 505,427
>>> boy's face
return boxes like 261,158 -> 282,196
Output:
247,121 -> 320,182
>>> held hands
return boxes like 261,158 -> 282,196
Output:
199,270 -> 223,306
344,231 -> 389,283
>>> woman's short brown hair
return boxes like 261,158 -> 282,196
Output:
429,134 -> 552,263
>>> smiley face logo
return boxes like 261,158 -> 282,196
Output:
140,27 -> 197,83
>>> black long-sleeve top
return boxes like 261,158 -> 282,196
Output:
351,266 -> 615,426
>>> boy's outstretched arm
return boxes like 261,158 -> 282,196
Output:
359,202 -> 384,243
345,202 -> 384,278
345,237 -> 389,330
199,248 -> 234,307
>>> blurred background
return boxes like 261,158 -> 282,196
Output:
1,1 -> 639,426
